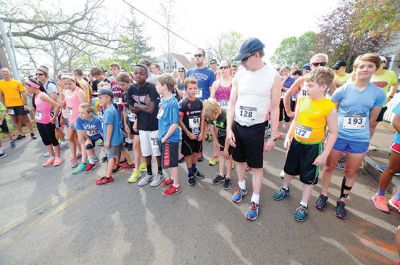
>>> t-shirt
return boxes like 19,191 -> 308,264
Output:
44,80 -> 58,96
75,115 -> 103,141
110,80 -> 124,102
294,97 -> 336,144
157,96 -> 180,142
127,82 -> 160,131
334,73 -> 351,87
186,67 -> 215,100
212,108 -> 227,139
393,102 -> 400,145
179,97 -> 203,138
331,82 -> 386,142
0,79 -> 25,107
103,104 -> 124,146
122,90 -> 136,123
370,70 -> 398,95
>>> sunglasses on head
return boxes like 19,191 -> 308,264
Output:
35,73 -> 45,76
194,54 -> 203,58
311,62 -> 327,67
219,66 -> 229,70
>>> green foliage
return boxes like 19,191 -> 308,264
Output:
209,31 -> 244,63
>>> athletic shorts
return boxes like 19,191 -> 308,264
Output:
231,121 -> 266,169
376,107 -> 387,122
160,141 -> 179,169
284,139 -> 323,185
0,119 -> 9,133
392,143 -> 400,154
7,106 -> 29,116
88,136 -> 103,148
128,121 -> 139,136
217,136 -> 233,155
103,143 -> 124,159
139,130 -> 160,157
37,122 -> 59,146
333,138 -> 369,154
181,136 -> 202,156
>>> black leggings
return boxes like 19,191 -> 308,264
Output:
279,98 -> 290,122
37,122 -> 59,146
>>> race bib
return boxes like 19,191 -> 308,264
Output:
157,107 -> 164,120
295,125 -> 312,139
196,89 -> 203,98
127,110 -> 136,122
67,107 -> 73,117
218,100 -> 228,108
35,111 -> 43,121
239,106 -> 257,121
150,137 -> 159,148
189,116 -> 200,129
342,114 -> 367,129
87,129 -> 98,137
7,108 -> 14,115
301,89 -> 307,97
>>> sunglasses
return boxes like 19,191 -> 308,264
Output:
311,62 -> 327,67
178,70 -> 185,73
241,53 -> 254,62
219,66 -> 229,70
194,54 -> 203,58
35,73 -> 45,76
381,61 -> 387,63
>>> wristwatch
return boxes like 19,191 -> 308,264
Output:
272,137 -> 278,142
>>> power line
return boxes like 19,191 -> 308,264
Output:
121,0 -> 198,49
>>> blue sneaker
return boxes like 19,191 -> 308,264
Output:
245,202 -> 259,221
273,187 -> 290,201
294,204 -> 308,222
232,188 -> 247,203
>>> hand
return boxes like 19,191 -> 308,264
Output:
197,133 -> 203,141
188,133 -> 197,140
215,140 -> 224,150
23,105 -> 28,111
313,154 -> 327,166
287,111 -> 295,118
264,139 -> 276,152
145,97 -> 151,106
224,149 -> 230,160
124,125 -> 130,135
284,137 -> 292,149
50,117 -> 56,124
227,129 -> 236,148
161,137 -> 167,143
104,142 -> 110,149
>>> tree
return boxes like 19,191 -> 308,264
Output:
160,0 -> 175,70
209,31 -> 244,63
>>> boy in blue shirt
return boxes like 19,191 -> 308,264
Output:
156,74 -> 181,196
94,88 -> 125,185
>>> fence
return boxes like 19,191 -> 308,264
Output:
384,92 -> 400,122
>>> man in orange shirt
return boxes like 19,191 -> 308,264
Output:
0,68 -> 36,140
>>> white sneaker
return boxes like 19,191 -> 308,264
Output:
279,170 -> 285,179
150,172 -> 164,187
60,142 -> 69,150
42,152 -> 50,158
138,173 -> 153,186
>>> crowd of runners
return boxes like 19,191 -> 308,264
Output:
0,37 -> 399,235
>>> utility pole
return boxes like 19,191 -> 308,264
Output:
0,18 -> 20,80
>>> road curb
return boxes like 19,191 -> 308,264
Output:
363,155 -> 399,193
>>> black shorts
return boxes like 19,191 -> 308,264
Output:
1,119 -> 9,133
217,136 -> 233,155
37,122 -> 59,146
376,106 -> 387,122
128,121 -> 139,136
290,99 -> 296,112
7,106 -> 29,116
161,141 -> 179,169
284,139 -> 323,185
231,121 -> 266,169
89,136 -> 103,147
279,98 -> 290,122
181,136 -> 202,156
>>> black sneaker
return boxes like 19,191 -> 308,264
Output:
197,155 -> 204,162
111,164 -> 122,175
315,194 -> 328,211
178,156 -> 185,163
212,174 -> 225,184
0,152 -> 6,159
10,141 -> 16,149
335,201 -> 347,219
223,178 -> 232,190
101,156 -> 108,163
14,135 -> 25,141
187,176 -> 195,186
193,170 -> 204,179
30,133 -> 37,140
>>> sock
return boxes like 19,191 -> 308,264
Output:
377,187 -> 386,196
282,186 -> 289,190
251,193 -> 260,204
394,190 -> 400,201
300,201 -> 308,207
238,180 -> 246,190
147,164 -> 152,175
88,156 -> 95,164
188,167 -> 193,176
158,166 -> 162,174
192,163 -> 197,172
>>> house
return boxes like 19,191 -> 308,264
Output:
158,53 -> 195,72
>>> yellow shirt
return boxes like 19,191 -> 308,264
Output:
334,73 -> 351,87
370,70 -> 397,95
294,97 -> 335,144
0,79 -> 26,107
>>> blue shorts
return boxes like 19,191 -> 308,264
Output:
333,138 -> 369,154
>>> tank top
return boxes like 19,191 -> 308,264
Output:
234,65 -> 276,126
35,92 -> 52,124
294,97 -> 336,144
65,88 -> 81,123
215,80 -> 232,108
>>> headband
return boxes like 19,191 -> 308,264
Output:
61,74 -> 75,81
25,79 -> 40,89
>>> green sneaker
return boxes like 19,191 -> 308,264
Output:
128,169 -> 141,183
96,139 -> 104,146
72,162 -> 87,175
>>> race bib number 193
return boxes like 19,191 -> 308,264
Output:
342,114 -> 367,129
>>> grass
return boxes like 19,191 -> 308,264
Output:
0,114 -> 37,141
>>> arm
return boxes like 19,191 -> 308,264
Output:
104,124 -> 113,148
0,90 -> 5,105
161,124 -> 179,143
264,73 -> 281,152
392,113 -> 400,133
388,82 -> 399,101
210,80 -> 218,99
179,114 -> 196,140
122,108 -> 130,135
133,100 -> 155,114
284,107 -> 299,149
199,110 -> 205,141
77,89 -> 88,104
283,77 -> 304,117
0,110 -> 6,124
226,78 -> 238,147
40,94 -> 61,123
314,109 -> 338,166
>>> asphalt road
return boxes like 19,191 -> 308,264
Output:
0,136 -> 398,265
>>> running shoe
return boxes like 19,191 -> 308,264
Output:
71,158 -> 78,168
294,204 -> 308,222
315,194 -> 328,211
389,197 -> 400,213
128,169 -> 141,183
187,176 -> 195,186
10,141 -> 16,149
0,152 -> 7,159
30,133 -> 37,140
223,178 -> 232,190
273,187 -> 290,201
138,173 -> 153,186
111,164 -> 122,175
76,153 -> 82,159
162,185 -> 181,196
119,158 -> 128,164
93,156 -> 100,163
121,163 -> 135,169
162,177 -> 174,187
101,156 -> 108,163
43,152 -> 50,158
139,161 -> 147,172
150,172 -> 164,187
14,135 -> 25,141
42,157 -> 55,167
335,201 -> 347,219
60,141 -> 69,150
84,163 -> 96,173
371,194 -> 389,213
96,139 -> 104,146
72,162 -> 87,174
96,176 -> 114,185
209,155 -> 219,166
178,156 -> 185,164
197,155 -> 204,162
368,145 -> 377,151
53,157 -> 63,167
245,202 -> 259,221
193,170 -> 204,179
232,188 -> 247,203
212,174 -> 225,184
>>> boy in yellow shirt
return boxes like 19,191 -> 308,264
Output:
273,67 -> 338,222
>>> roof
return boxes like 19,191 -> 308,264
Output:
161,53 -> 195,70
